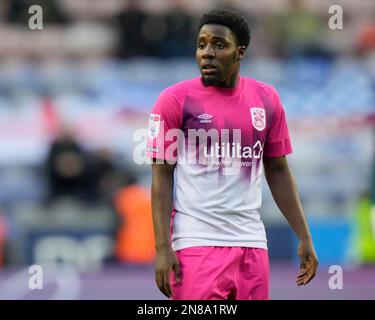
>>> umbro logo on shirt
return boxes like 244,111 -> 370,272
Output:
198,113 -> 213,123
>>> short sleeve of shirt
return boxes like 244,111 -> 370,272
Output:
263,90 -> 293,157
146,88 -> 183,161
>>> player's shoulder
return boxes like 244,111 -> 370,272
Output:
159,77 -> 199,100
242,76 -> 279,97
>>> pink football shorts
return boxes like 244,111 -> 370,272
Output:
170,246 -> 269,300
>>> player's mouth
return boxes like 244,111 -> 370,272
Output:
201,64 -> 218,75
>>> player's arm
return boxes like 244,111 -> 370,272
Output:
151,161 -> 180,298
263,155 -> 318,286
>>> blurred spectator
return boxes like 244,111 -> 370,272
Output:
114,0 -> 149,58
114,179 -> 155,264
267,0 -> 329,58
90,148 -> 122,204
357,23 -> 375,56
46,126 -> 90,203
0,0 -> 11,22
115,0 -> 195,59
140,12 -> 168,58
159,0 -> 195,58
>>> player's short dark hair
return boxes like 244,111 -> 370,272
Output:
198,10 -> 251,48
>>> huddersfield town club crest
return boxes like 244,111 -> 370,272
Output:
250,107 -> 266,131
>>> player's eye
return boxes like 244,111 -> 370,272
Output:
216,43 -> 226,49
198,43 -> 205,49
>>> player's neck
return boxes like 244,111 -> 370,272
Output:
218,69 -> 240,88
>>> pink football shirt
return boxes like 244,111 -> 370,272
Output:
147,76 -> 292,251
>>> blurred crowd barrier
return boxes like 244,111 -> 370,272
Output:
0,0 -> 374,60
0,0 -> 374,270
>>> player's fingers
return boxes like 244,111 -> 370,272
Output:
296,263 -> 308,285
163,271 -> 172,298
303,258 -> 318,285
156,270 -> 168,297
155,270 -> 162,288
296,267 -> 309,285
297,269 -> 307,279
298,256 -> 308,275
173,261 -> 181,282
303,272 -> 316,285
296,275 -> 307,286
310,257 -> 319,274
302,267 -> 316,285
296,277 -> 306,285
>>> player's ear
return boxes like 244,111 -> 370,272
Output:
237,46 -> 246,60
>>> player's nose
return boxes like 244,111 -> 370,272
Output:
202,45 -> 215,59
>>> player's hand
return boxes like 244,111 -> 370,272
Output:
296,238 -> 318,286
155,246 -> 181,298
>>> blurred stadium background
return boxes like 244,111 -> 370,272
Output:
0,0 -> 374,299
